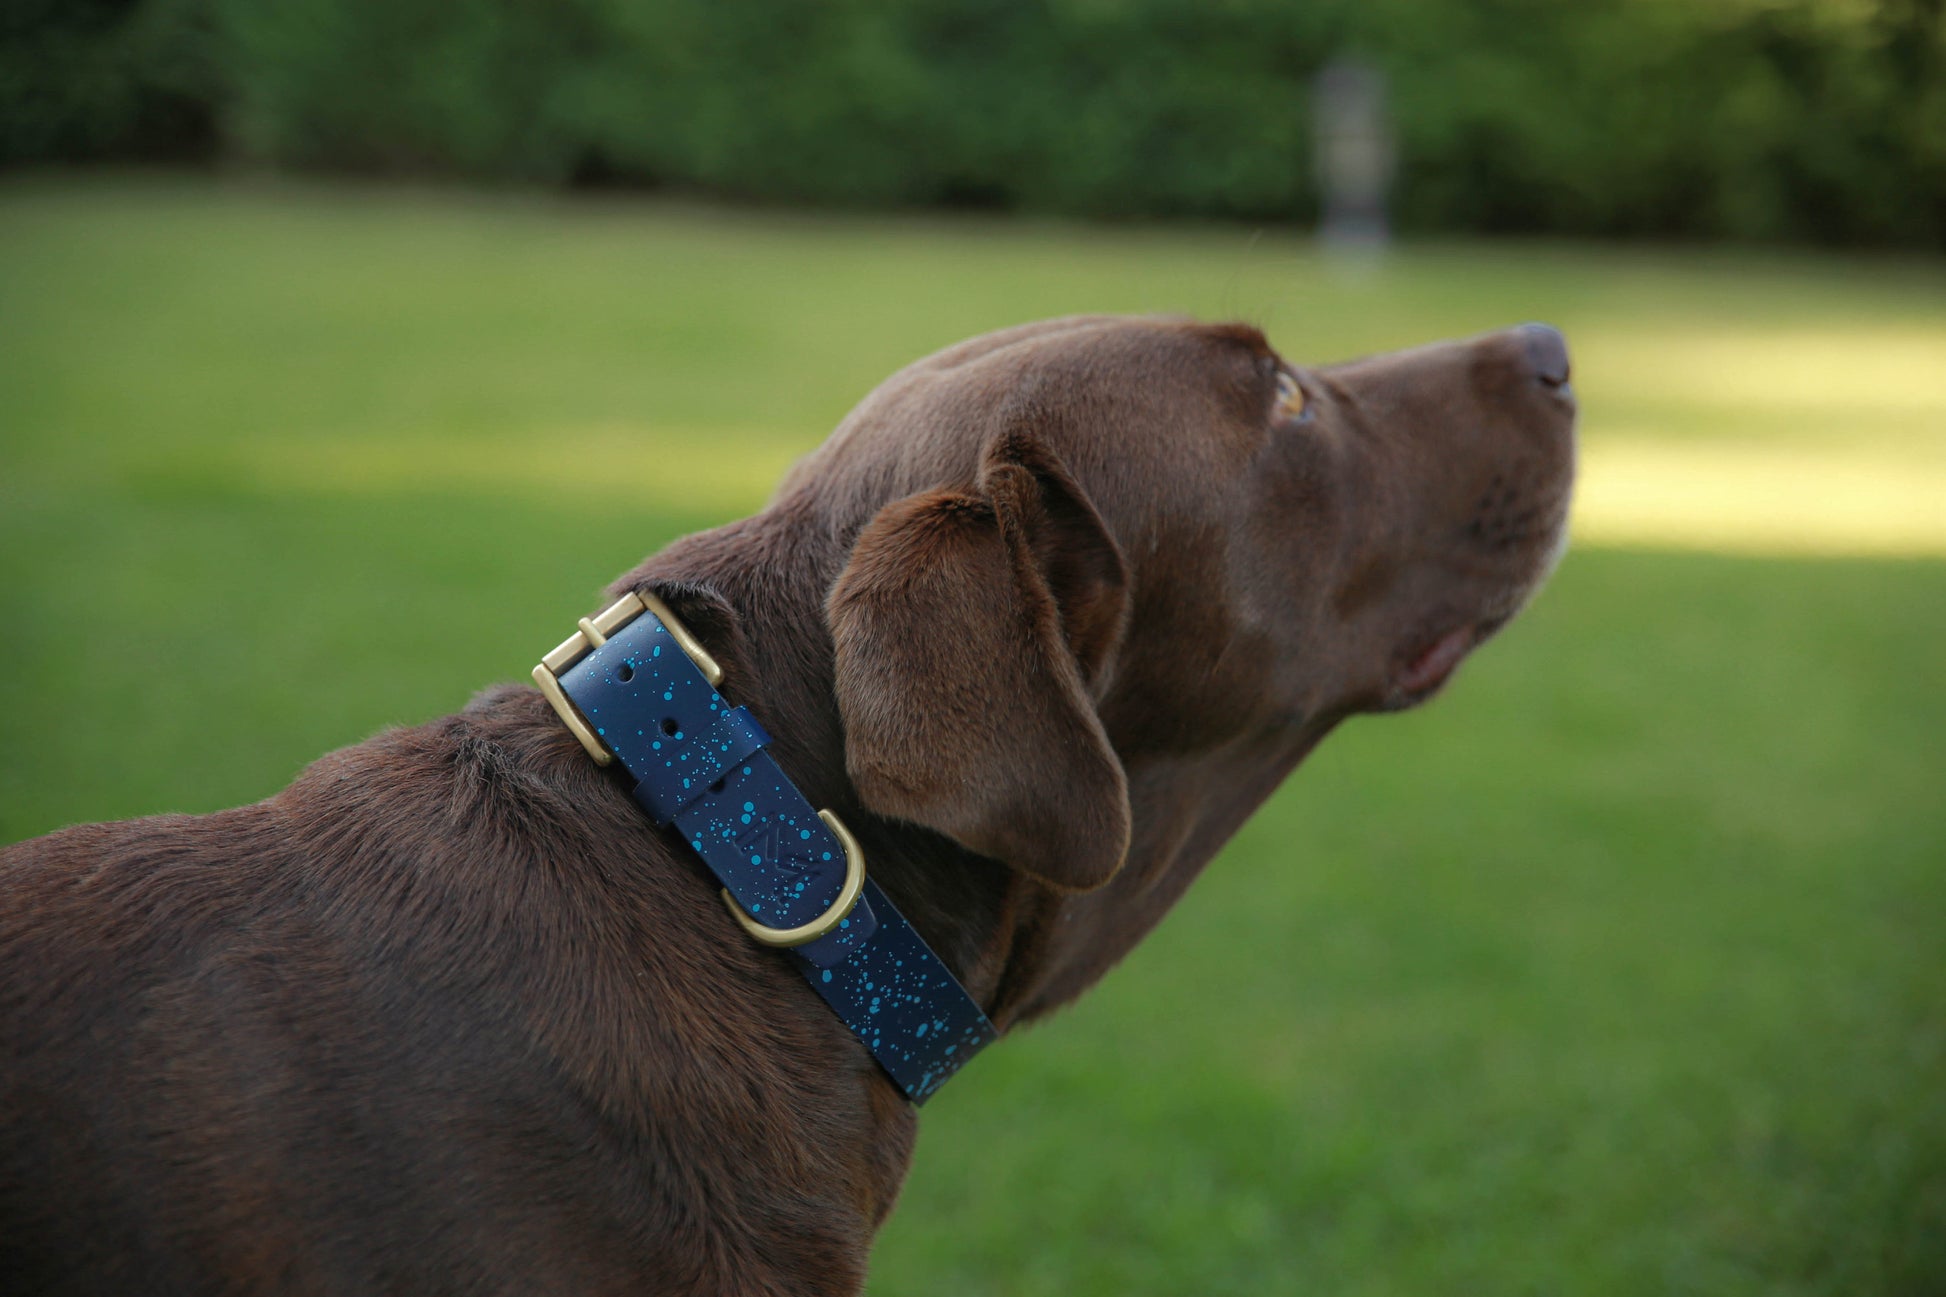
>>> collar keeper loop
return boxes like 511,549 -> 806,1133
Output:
632,706 -> 772,826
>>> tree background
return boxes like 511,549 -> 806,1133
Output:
5,0 -> 1944,246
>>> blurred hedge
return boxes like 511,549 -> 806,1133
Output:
4,0 -> 1943,245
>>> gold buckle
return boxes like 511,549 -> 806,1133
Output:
721,809 -> 868,947
532,589 -> 725,766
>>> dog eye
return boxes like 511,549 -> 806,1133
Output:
1274,370 -> 1311,424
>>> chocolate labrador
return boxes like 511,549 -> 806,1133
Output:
0,315 -> 1576,1295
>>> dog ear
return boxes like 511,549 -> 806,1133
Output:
827,433 -> 1132,892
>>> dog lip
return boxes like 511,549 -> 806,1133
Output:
1383,612 -> 1505,710
1395,625 -> 1475,700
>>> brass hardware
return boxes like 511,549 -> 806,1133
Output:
638,590 -> 724,689
533,589 -> 727,765
720,809 -> 867,948
531,663 -> 609,763
535,591 -> 859,951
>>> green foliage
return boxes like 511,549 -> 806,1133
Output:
0,0 -> 218,162
3,0 -> 1945,244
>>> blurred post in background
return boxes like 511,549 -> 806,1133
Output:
1313,58 -> 1395,254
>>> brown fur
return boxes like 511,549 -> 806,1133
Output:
0,315 -> 1576,1295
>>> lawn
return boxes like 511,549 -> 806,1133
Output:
1,177 -> 1942,1295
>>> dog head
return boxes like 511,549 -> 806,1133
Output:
800,316 -> 1575,898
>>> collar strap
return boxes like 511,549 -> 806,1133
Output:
534,590 -> 997,1102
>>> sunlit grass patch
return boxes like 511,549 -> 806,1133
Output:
215,425 -> 808,517
201,426 -> 1946,558
1574,438 -> 1946,557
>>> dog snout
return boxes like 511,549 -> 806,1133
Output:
1515,322 -> 1571,389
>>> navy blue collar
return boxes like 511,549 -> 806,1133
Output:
534,591 -> 997,1102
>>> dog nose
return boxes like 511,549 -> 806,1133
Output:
1517,322 -> 1571,388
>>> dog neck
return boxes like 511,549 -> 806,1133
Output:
608,504 -> 1330,1032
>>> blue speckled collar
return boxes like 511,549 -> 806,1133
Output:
535,592 -> 997,1102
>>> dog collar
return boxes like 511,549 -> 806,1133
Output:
533,591 -> 997,1102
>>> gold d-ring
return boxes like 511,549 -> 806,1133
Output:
721,809 -> 867,948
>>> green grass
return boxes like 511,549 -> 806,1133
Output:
2,176 -> 1942,1295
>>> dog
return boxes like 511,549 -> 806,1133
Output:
1,314 -> 1576,1295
